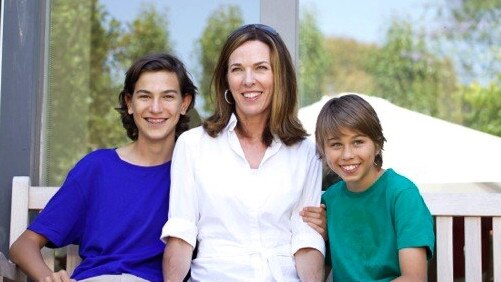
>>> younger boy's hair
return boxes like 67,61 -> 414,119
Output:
315,94 -> 386,169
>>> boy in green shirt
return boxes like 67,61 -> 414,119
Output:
315,94 -> 434,281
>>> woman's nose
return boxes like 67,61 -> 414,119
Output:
243,70 -> 255,86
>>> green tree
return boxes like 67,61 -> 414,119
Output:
322,37 -> 376,95
367,19 -> 460,122
460,78 -> 501,137
196,5 -> 242,114
115,3 -> 173,73
87,1 -> 125,151
298,7 -> 328,107
47,0 -> 94,185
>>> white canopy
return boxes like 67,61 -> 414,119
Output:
298,93 -> 501,192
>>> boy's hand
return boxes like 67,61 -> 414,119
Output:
300,204 -> 327,241
42,270 -> 76,282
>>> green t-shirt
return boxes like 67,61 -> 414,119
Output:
321,168 -> 435,281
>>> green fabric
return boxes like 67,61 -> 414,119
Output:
321,169 -> 435,281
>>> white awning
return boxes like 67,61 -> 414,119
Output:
299,93 -> 501,191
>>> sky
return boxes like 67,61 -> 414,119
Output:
102,0 -> 431,73
301,0 -> 431,43
102,0 -> 259,73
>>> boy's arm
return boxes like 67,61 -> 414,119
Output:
163,237 -> 193,282
9,230 -> 74,281
392,247 -> 428,282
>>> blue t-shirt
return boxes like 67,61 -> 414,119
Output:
29,149 -> 170,282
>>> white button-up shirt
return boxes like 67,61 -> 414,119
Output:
161,114 -> 324,282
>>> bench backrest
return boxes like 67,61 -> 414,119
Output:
4,177 -> 501,281
8,176 -> 81,281
422,192 -> 501,281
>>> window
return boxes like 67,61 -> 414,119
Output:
43,0 -> 260,185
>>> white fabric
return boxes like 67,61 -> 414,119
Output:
161,114 -> 325,282
78,274 -> 149,282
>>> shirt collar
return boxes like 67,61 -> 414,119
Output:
225,113 -> 281,145
226,113 -> 238,132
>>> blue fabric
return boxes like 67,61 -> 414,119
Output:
29,149 -> 170,282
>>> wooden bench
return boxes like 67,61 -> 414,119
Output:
422,192 -> 501,281
0,176 -> 81,281
2,177 -> 501,281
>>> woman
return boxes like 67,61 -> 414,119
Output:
161,24 -> 325,282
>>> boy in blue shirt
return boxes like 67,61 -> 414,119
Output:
316,94 -> 434,281
9,53 -> 196,282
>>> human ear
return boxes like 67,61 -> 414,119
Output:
180,94 -> 193,115
125,94 -> 133,114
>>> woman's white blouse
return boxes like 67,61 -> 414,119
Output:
161,114 -> 325,282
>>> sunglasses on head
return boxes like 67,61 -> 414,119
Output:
239,23 -> 279,36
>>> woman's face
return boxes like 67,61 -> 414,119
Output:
227,40 -> 274,121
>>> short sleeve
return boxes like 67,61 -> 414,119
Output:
394,187 -> 435,259
28,173 -> 86,248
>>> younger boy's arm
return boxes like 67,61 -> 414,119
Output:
9,230 -> 75,282
300,204 -> 327,241
392,247 -> 428,282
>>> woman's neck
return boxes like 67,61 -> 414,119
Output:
235,112 -> 269,141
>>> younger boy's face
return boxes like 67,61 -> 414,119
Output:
323,127 -> 380,192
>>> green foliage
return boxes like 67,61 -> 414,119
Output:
115,3 -> 173,72
47,0 -> 94,185
298,7 -> 328,107
366,19 -> 460,121
87,1 -> 127,152
323,37 -> 376,95
196,5 -> 242,114
460,78 -> 501,136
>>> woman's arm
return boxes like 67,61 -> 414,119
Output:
300,204 -> 327,241
295,247 -> 325,282
9,230 -> 74,282
392,247 -> 428,282
163,237 -> 194,282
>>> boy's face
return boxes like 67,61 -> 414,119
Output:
126,71 -> 192,144
323,127 -> 380,192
